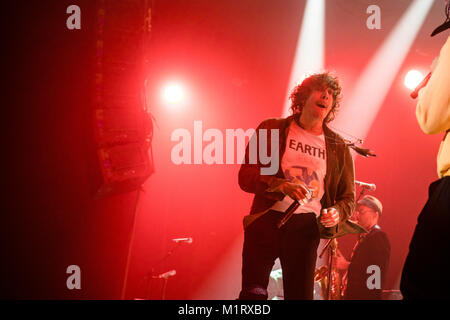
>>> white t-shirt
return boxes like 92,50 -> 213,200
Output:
270,121 -> 327,217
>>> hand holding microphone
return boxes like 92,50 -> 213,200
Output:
275,181 -> 312,228
276,180 -> 312,204
320,207 -> 340,228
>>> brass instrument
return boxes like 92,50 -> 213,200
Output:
314,265 -> 329,300
314,216 -> 368,300
314,238 -> 344,300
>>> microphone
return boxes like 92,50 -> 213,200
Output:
277,185 -> 313,228
410,72 -> 431,99
277,200 -> 300,228
157,270 -> 176,279
354,180 -> 376,192
172,237 -> 193,244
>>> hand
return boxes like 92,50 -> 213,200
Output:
320,207 -> 339,228
278,181 -> 312,204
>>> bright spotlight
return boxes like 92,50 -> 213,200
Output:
332,0 -> 433,140
404,70 -> 424,90
282,0 -> 325,117
162,83 -> 184,104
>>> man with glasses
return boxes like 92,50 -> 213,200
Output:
335,195 -> 391,300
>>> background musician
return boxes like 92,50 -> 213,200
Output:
335,195 -> 391,300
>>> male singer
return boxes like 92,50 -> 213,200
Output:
238,72 -> 355,300
401,35 -> 450,299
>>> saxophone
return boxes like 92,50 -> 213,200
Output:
314,238 -> 344,300
314,265 -> 329,300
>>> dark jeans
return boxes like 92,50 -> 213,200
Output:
400,176 -> 450,299
238,210 -> 320,300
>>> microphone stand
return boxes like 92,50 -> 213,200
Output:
121,187 -> 143,300
317,184 -> 370,299
356,186 -> 367,202
318,237 -> 337,300
144,241 -> 183,299
346,143 -> 376,157
161,277 -> 169,300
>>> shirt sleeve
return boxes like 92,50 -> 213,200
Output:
238,119 -> 285,200
416,35 -> 450,135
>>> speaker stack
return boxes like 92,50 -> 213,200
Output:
92,0 -> 154,196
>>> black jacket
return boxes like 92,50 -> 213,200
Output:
344,227 -> 391,300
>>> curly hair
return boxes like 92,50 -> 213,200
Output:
289,72 -> 342,123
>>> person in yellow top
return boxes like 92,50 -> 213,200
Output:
401,35 -> 450,299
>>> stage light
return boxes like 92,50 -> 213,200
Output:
333,0 -> 433,140
404,69 -> 424,90
282,0 -> 325,116
162,83 -> 184,104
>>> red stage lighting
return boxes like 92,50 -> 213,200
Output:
404,69 -> 424,90
162,83 -> 185,105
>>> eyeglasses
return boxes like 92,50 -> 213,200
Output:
355,208 -> 374,216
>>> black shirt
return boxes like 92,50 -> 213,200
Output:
344,226 -> 391,300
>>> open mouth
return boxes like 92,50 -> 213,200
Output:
316,102 -> 326,109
